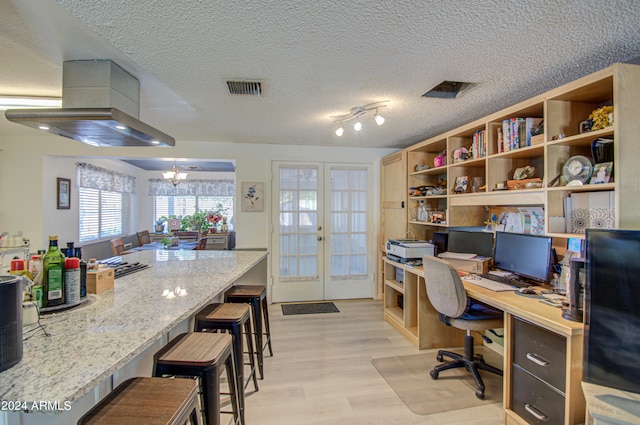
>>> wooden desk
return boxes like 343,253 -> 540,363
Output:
383,257 -> 585,425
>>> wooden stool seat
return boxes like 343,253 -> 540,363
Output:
197,303 -> 251,323
156,332 -> 233,366
224,285 -> 273,379
154,333 -> 240,425
78,377 -> 200,425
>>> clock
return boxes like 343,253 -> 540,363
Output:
562,155 -> 593,184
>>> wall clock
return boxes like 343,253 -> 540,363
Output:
562,155 -> 593,184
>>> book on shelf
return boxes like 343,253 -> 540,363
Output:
471,129 -> 486,158
500,117 -> 542,152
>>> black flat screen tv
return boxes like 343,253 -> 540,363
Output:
584,229 -> 640,394
447,230 -> 494,258
493,231 -> 552,283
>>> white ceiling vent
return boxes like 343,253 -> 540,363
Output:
226,80 -> 263,96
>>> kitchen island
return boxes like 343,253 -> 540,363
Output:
0,249 -> 268,425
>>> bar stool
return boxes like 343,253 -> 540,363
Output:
195,303 -> 259,424
78,376 -> 200,425
224,285 -> 273,379
153,332 -> 240,425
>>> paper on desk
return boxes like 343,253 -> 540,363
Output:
439,252 -> 477,260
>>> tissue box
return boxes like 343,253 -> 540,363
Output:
86,268 -> 114,293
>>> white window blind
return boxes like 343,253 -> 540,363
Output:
153,196 -> 235,229
79,188 -> 129,242
77,163 -> 134,243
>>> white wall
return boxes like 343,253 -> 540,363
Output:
0,128 -> 395,252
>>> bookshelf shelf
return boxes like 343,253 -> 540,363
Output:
391,62 -> 639,246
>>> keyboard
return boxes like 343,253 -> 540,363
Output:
464,275 -> 516,292
479,273 -> 532,289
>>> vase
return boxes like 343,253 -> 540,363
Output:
155,224 -> 164,233
222,223 -> 228,233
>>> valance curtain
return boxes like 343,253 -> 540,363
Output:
76,163 -> 137,194
148,179 -> 236,196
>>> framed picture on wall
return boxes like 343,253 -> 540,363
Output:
241,182 -> 264,212
57,177 -> 71,209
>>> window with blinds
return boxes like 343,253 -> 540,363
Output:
79,188 -> 129,243
153,196 -> 235,229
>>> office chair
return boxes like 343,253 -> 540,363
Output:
422,255 -> 503,399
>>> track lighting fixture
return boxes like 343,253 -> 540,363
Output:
330,100 -> 389,136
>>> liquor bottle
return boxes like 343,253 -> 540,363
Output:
74,247 -> 87,298
42,235 -> 65,307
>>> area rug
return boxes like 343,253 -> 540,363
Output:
371,348 -> 503,415
281,302 -> 340,315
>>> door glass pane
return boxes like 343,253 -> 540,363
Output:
278,166 -> 318,281
329,167 -> 368,279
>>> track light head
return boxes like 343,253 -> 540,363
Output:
335,125 -> 344,136
354,120 -> 362,131
374,109 -> 385,126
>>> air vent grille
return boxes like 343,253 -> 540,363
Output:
422,80 -> 476,99
226,80 -> 263,96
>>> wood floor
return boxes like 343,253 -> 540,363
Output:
243,299 -> 504,425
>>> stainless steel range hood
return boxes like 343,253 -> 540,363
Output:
4,60 -> 175,147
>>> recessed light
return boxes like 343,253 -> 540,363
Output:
38,125 -> 50,130
115,125 -> 126,130
151,140 -> 160,145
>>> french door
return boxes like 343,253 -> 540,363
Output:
271,161 -> 374,302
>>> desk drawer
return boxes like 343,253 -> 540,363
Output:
512,365 -> 565,425
513,318 -> 566,392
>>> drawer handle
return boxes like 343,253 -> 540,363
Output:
526,352 -> 550,367
524,403 -> 548,421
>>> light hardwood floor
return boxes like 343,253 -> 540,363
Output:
243,299 -> 504,425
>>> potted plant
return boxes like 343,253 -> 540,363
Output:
155,218 -> 165,233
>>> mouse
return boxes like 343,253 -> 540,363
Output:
518,287 -> 537,295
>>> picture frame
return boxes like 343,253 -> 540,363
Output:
241,182 -> 264,212
57,177 -> 71,209
454,176 -> 469,194
590,162 -> 613,184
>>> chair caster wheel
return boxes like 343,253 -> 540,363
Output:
430,370 -> 439,380
475,390 -> 485,399
436,354 -> 444,362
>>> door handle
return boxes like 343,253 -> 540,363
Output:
318,236 -> 323,241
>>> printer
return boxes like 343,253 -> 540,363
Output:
386,239 -> 435,265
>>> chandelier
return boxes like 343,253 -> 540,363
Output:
330,100 -> 389,136
162,162 -> 188,186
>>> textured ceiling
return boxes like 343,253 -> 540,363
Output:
1,0 -> 640,149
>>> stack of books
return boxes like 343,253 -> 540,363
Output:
497,117 -> 542,153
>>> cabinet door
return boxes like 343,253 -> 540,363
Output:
380,151 -> 407,248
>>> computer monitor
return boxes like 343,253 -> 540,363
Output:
584,229 -> 640,394
447,230 -> 494,258
493,231 -> 552,283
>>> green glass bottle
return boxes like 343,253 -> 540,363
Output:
43,235 -> 65,307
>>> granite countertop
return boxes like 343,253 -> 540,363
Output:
0,249 -> 268,408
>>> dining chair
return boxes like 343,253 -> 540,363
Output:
110,238 -> 126,256
196,237 -> 208,250
136,230 -> 151,246
175,231 -> 199,241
